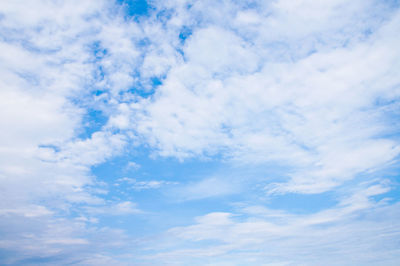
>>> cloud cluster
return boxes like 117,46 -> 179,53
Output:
0,1 -> 141,263
129,0 -> 400,195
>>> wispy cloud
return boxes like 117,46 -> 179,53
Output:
116,177 -> 177,190
142,182 -> 400,265
169,177 -> 239,201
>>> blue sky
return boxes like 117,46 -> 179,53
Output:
0,0 -> 400,265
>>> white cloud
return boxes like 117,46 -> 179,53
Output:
184,26 -> 259,74
125,161 -> 141,170
142,182 -> 400,265
0,205 -> 53,218
0,1 -> 141,263
1,0 -> 399,264
116,177 -> 177,190
131,1 -> 400,194
170,177 -> 239,201
86,201 -> 141,216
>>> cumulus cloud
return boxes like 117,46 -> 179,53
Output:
0,1 -> 141,263
131,0 -> 400,194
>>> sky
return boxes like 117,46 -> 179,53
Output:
0,0 -> 400,265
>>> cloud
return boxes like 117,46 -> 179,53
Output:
0,1 -> 141,263
141,182 -> 400,265
116,177 -> 177,190
170,177 -> 239,201
125,161 -> 141,170
0,205 -> 53,218
0,0 -> 399,265
130,0 -> 400,194
85,201 -> 142,216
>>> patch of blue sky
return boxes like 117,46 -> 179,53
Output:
69,44 -> 116,141
116,0 -> 152,20
155,8 -> 174,24
92,148 -> 223,190
94,144 -> 212,178
370,165 -> 400,204
229,0 -> 258,10
77,109 -> 109,139
87,41 -> 107,84
371,184 -> 400,204
334,163 -> 400,205
15,255 -> 66,265
266,191 -> 338,215
67,43 -> 109,113
14,70 -> 40,87
94,195 -> 242,238
92,156 -> 314,239
125,74 -> 164,97
90,41 -> 108,61
150,76 -> 163,86
382,0 -> 400,9
373,94 -> 400,110
136,36 -> 151,48
90,148 -> 255,232
179,26 -> 192,43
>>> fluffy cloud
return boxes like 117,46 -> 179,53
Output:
131,0 -> 400,194
0,1 -> 141,263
